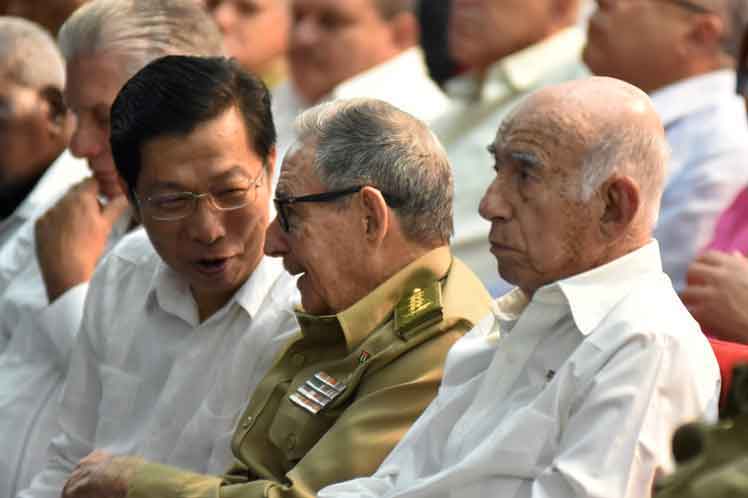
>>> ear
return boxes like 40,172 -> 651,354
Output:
388,11 -> 418,50
264,145 -> 277,191
117,175 -> 140,221
359,186 -> 390,246
599,175 -> 640,239
686,12 -> 724,52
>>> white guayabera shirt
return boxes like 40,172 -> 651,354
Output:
319,241 -> 720,498
15,229 -> 300,498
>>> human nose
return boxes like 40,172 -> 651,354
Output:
292,15 -> 318,47
69,116 -> 106,160
478,175 -> 512,223
264,216 -> 289,257
187,196 -> 227,244
212,1 -> 234,33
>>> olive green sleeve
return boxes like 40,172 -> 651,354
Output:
127,329 -> 463,498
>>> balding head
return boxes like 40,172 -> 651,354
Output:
479,76 -> 668,295
0,17 -> 71,197
0,16 -> 65,90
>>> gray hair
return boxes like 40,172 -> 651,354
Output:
294,98 -> 454,246
0,16 -> 65,89
58,0 -> 224,79
580,122 -> 670,224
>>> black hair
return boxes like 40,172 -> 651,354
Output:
110,55 -> 276,198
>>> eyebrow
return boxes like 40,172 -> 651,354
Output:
509,151 -> 543,170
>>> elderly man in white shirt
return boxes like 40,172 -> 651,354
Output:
0,17 -> 89,291
271,0 -> 449,158
17,56 -> 302,498
583,0 -> 748,290
318,77 -> 721,498
432,0 -> 589,296
0,2 -> 233,497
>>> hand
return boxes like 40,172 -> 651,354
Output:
681,250 -> 748,343
35,178 -> 129,302
61,450 -> 143,498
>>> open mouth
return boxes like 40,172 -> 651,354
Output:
195,257 -> 229,275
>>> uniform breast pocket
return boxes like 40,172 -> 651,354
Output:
268,395 -> 335,462
95,365 -> 141,444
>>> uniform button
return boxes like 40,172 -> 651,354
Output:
291,353 -> 305,367
241,415 -> 253,429
286,433 -> 297,451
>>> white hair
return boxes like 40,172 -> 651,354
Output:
0,16 -> 65,89
58,0 -> 224,79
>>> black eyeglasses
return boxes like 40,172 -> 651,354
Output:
273,185 -> 400,233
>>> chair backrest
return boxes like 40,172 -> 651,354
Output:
708,337 -> 748,411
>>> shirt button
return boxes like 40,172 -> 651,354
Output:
286,433 -> 297,451
291,353 -> 305,367
241,415 -> 253,429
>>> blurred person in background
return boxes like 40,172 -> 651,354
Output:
0,16 -> 87,254
204,0 -> 290,89
583,0 -> 748,291
272,0 -> 449,155
5,0 -> 89,34
0,1 -> 224,497
433,0 -> 588,296
416,0 -> 458,87
678,25 -> 748,346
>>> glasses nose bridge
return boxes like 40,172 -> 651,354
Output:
190,191 -> 223,215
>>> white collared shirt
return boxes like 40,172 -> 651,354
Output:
319,241 -> 720,498
433,28 -> 589,297
14,230 -> 300,498
0,151 -> 89,293
650,70 -> 748,290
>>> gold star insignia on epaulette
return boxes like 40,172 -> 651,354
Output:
394,282 -> 443,340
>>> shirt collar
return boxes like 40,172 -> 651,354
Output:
650,69 -> 737,127
13,150 -> 90,222
445,27 -> 585,103
537,241 -> 663,336
294,246 -> 453,352
331,47 -> 425,100
150,255 -> 284,327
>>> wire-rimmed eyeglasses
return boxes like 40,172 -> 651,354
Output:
135,169 -> 264,221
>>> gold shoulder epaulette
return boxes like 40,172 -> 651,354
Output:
394,281 -> 444,340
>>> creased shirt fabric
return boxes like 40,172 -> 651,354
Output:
432,28 -> 589,296
703,187 -> 748,253
319,241 -> 721,498
125,247 -> 493,498
0,210 -> 132,498
650,70 -> 748,290
16,229 -> 300,498
0,150 -> 89,252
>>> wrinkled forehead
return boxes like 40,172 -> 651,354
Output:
492,103 -> 588,175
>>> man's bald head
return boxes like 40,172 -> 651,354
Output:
506,76 -> 668,228
480,77 -> 668,295
0,16 -> 65,90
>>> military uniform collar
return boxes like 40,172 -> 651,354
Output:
294,246 -> 452,352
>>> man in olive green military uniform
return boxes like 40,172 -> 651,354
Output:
60,94 -> 492,498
